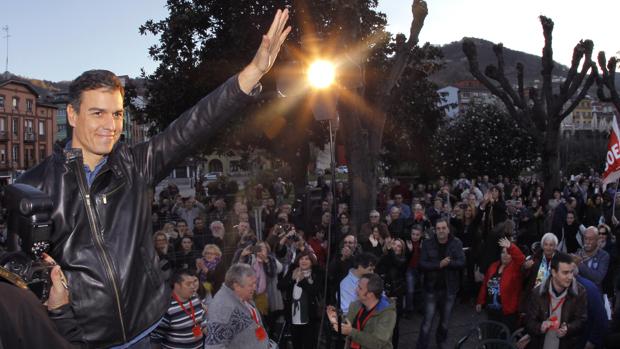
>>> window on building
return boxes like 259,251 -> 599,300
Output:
39,146 -> 46,161
0,118 -> 5,132
0,147 -> 6,164
24,120 -> 33,134
0,95 -> 4,108
12,118 -> 19,136
26,99 -> 33,113
38,121 -> 45,136
12,145 -> 19,163
12,97 -> 19,110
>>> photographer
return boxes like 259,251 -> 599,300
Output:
0,253 -> 84,348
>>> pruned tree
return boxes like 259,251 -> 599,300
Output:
596,52 -> 620,112
462,16 -> 596,198
336,0 -> 429,228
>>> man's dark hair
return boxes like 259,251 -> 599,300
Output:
551,252 -> 574,272
361,273 -> 383,299
435,218 -> 450,229
170,269 -> 193,288
68,70 -> 124,112
176,219 -> 187,226
411,225 -> 423,233
353,252 -> 378,269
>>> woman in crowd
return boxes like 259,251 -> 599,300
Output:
237,241 -> 283,318
476,237 -> 525,332
279,250 -> 324,349
153,231 -> 174,282
405,226 -> 424,315
337,212 -> 355,237
195,244 -> 226,301
523,232 -> 558,292
362,226 -> 388,258
378,238 -> 409,349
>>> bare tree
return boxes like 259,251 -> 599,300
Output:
462,16 -> 596,198
336,0 -> 428,228
596,52 -> 620,112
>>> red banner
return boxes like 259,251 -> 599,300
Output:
603,116 -> 620,188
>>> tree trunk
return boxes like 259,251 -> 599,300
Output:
542,124 -> 561,201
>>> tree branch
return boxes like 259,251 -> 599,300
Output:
540,16 -> 555,113
562,40 -> 594,108
462,40 -> 517,117
380,0 -> 428,97
596,51 -> 620,112
485,44 -> 525,108
517,62 -> 525,103
560,72 -> 597,119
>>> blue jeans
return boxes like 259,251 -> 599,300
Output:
416,290 -> 456,349
405,269 -> 419,312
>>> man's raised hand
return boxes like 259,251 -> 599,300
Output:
239,8 -> 292,93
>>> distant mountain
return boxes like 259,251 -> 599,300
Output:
430,37 -> 573,88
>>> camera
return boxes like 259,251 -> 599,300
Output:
0,184 -> 54,301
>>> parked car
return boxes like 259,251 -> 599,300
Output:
336,165 -> 348,174
204,172 -> 223,181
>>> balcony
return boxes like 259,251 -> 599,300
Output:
38,134 -> 46,142
0,131 -> 8,141
24,132 -> 35,143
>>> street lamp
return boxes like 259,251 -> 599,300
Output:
307,59 -> 335,89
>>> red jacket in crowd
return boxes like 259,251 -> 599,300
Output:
477,243 -> 525,315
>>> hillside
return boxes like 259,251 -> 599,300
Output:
430,37 -> 572,88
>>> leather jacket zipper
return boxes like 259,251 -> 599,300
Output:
72,161 -> 128,343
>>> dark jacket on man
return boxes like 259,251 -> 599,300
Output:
525,276 -> 587,349
418,233 -> 465,295
16,75 -> 255,348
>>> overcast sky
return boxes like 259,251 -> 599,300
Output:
1,0 -> 617,81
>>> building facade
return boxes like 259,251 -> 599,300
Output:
0,79 -> 56,182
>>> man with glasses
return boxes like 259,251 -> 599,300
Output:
387,194 -> 412,219
573,226 -> 610,291
359,210 -> 389,244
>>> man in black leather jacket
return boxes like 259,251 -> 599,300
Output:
15,9 -> 291,348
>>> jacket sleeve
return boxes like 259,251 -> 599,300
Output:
132,74 -> 257,185
348,310 -> 396,348
447,238 -> 465,269
566,287 -> 588,338
577,251 -> 609,286
418,241 -> 440,271
507,243 -> 526,270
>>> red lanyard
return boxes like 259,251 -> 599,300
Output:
246,303 -> 267,341
351,305 -> 376,349
549,294 -> 566,314
172,293 -> 201,337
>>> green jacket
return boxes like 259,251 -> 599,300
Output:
345,296 -> 397,349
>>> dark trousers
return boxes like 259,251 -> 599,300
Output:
487,309 -> 518,333
291,322 -> 317,349
416,289 -> 456,349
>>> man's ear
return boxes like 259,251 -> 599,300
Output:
67,104 -> 78,128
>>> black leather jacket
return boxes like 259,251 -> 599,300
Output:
17,75 -> 255,348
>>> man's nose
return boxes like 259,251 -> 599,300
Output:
102,113 -> 118,131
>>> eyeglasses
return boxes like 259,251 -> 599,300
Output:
599,231 -> 608,235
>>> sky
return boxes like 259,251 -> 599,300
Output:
0,0 -> 618,82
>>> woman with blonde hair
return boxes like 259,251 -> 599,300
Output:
196,244 -> 226,299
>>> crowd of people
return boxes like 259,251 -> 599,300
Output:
140,169 -> 620,349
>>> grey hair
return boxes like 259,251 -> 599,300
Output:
583,226 -> 598,236
361,273 -> 384,299
224,263 -> 256,288
541,232 -> 558,246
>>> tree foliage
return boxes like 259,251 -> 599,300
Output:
383,43 -> 446,177
433,102 -> 537,178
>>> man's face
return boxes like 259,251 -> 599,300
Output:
390,207 -> 400,220
174,275 -> 198,300
234,275 -> 257,301
155,235 -> 168,251
67,88 -> 124,161
435,221 -> 449,241
583,230 -> 599,253
177,222 -> 189,235
321,201 -> 329,211
394,195 -> 403,204
322,212 -> 331,225
434,199 -> 442,210
551,262 -> 574,289
356,278 -> 371,302
369,212 -> 380,223
194,219 -> 204,230
343,235 -> 356,249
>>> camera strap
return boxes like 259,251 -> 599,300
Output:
0,266 -> 29,290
